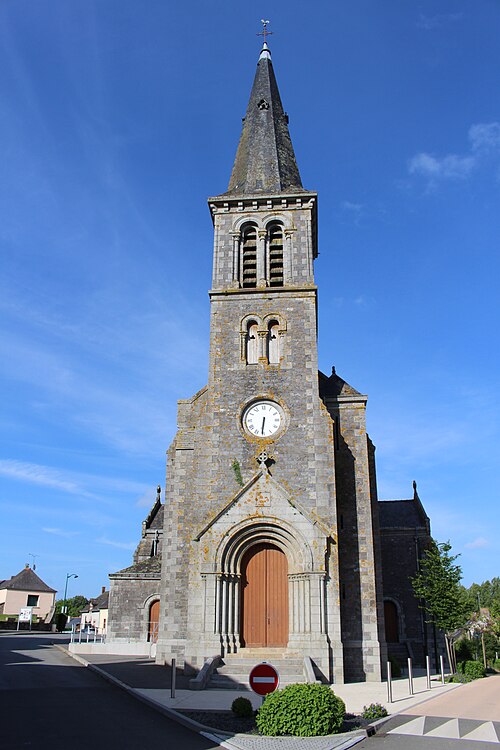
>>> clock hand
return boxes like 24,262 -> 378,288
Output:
261,417 -> 266,435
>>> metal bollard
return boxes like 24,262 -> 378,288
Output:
440,654 -> 445,685
386,660 -> 393,703
407,657 -> 413,695
170,657 -> 176,699
426,655 -> 431,690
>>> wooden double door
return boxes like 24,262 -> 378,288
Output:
240,543 -> 288,647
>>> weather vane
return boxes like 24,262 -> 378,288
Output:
257,19 -> 273,45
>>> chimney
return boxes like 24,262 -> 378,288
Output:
101,586 -> 106,594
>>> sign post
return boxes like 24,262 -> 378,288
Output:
17,607 -> 33,631
249,662 -> 280,704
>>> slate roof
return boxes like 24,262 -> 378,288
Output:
81,589 -> 109,613
224,44 -> 305,196
0,566 -> 56,593
378,499 -> 429,529
319,369 -> 363,398
109,557 -> 162,579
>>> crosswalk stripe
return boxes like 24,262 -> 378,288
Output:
388,716 -> 426,736
461,722 -> 500,743
426,719 -> 461,739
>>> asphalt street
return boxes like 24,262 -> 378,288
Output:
0,633 -> 218,750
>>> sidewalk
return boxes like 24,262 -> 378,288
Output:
60,648 -> 460,750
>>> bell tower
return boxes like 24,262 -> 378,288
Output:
155,37 -> 385,684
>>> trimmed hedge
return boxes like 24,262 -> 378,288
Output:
463,660 -> 486,679
256,683 -> 345,737
231,697 -> 253,718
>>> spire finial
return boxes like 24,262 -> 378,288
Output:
257,19 -> 273,46
257,20 -> 273,60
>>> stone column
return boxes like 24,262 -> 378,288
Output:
257,229 -> 267,288
230,231 -> 240,288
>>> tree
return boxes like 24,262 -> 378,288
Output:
55,595 -> 89,617
411,540 -> 469,673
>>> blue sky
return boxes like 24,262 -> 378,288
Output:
1,1 -> 499,598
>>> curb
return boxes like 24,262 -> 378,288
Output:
54,645 -> 217,737
56,645 -> 369,749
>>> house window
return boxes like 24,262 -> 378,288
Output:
268,223 -> 284,287
241,225 -> 257,288
267,320 -> 280,364
27,595 -> 39,607
246,321 -> 259,364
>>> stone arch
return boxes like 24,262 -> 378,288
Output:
240,314 -> 262,364
213,519 -> 318,652
216,517 -> 313,575
139,593 -> 161,643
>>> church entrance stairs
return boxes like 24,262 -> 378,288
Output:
207,649 -> 309,690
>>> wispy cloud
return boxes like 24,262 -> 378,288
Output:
408,153 -> 474,181
408,121 -> 500,188
0,460 -> 85,495
42,527 -> 79,539
417,12 -> 464,30
0,459 -> 149,501
465,537 -> 490,550
96,536 -> 135,551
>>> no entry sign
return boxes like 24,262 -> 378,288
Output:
249,662 -> 280,696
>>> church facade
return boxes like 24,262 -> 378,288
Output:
108,42 -> 434,683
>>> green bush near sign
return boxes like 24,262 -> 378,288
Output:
256,683 -> 345,737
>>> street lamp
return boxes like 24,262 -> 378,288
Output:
62,573 -> 78,615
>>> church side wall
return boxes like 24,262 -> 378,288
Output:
107,577 -> 160,643
328,396 -> 384,682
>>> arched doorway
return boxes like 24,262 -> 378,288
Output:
240,543 -> 288,647
384,600 -> 399,643
148,600 -> 160,643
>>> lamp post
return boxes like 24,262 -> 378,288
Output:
62,573 -> 78,615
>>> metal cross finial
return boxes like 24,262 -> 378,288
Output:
257,19 -> 273,45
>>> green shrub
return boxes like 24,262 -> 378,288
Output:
362,703 -> 388,720
448,672 -> 472,683
256,684 -> 345,737
388,656 -> 401,678
231,696 -> 253,718
463,660 -> 486,680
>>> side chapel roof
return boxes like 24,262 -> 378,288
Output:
378,482 -> 431,533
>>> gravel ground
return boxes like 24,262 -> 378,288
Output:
178,710 -> 370,735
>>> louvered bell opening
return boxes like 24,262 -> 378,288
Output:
268,224 -> 284,286
242,227 -> 257,288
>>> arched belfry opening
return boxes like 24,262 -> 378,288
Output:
241,224 -> 257,288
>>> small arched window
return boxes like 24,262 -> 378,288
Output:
267,320 -> 280,364
268,223 -> 284,287
241,225 -> 257,288
246,321 -> 259,364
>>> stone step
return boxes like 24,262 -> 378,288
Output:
209,673 -> 305,690
207,654 -> 307,689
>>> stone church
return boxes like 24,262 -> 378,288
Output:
108,41 -> 434,684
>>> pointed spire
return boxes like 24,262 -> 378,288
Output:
225,42 -> 303,196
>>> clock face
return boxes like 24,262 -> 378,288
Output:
243,400 -> 283,438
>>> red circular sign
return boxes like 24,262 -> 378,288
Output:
249,662 -> 280,695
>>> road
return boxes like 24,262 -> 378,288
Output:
356,673 -> 500,749
0,633 -> 218,750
